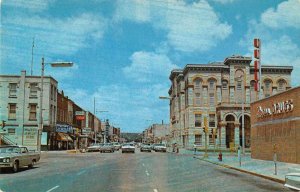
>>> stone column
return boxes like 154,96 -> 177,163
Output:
218,122 -> 226,149
234,122 -> 240,148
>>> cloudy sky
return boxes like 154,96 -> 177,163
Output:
1,0 -> 300,132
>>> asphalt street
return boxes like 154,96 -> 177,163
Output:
0,149 -> 292,192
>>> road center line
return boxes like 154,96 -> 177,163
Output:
142,163 -> 145,167
145,170 -> 150,176
153,189 -> 158,192
46,185 -> 59,192
77,170 -> 86,176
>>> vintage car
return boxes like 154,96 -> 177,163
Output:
153,144 -> 167,152
87,143 -> 103,152
99,143 -> 115,153
0,145 -> 40,172
112,142 -> 121,151
285,172 -> 300,191
121,143 -> 135,153
140,144 -> 152,152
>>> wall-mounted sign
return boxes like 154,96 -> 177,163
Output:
56,124 -> 73,133
75,111 -> 85,120
82,128 -> 91,135
257,99 -> 294,118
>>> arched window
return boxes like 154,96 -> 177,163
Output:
208,79 -> 216,106
264,79 -> 272,98
277,79 -> 286,92
222,80 -> 228,90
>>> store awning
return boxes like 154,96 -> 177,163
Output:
57,132 -> 73,142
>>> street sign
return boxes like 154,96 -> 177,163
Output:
82,128 -> 91,135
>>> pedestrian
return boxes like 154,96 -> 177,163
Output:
193,143 -> 197,155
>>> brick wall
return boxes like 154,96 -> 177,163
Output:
251,86 -> 300,163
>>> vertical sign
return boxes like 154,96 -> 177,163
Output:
254,38 -> 261,92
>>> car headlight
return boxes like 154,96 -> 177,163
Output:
3,158 -> 10,163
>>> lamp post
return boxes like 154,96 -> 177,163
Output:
93,98 -> 109,144
38,57 -> 73,152
93,97 -> 108,144
235,75 -> 245,155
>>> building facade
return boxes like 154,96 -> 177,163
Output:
251,86 -> 300,163
169,55 -> 293,149
0,71 -> 58,150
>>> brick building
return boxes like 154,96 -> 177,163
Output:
251,86 -> 300,163
169,55 -> 293,149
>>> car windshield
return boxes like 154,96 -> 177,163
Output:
0,147 -> 20,153
154,144 -> 165,147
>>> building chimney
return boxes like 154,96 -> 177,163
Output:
21,70 -> 26,77
162,120 -> 164,125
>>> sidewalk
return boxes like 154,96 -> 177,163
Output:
169,148 -> 300,184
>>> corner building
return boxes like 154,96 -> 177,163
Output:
169,55 -> 292,149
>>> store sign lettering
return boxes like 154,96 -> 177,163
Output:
257,99 -> 294,118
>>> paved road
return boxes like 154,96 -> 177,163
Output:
0,149 -> 292,192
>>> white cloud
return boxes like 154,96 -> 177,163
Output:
63,83 -> 170,132
114,0 -> 232,52
3,0 -> 54,12
210,0 -> 236,4
241,14 -> 300,87
3,13 -> 107,56
122,51 -> 179,83
261,0 -> 300,29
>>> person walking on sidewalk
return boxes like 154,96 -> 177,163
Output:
193,142 -> 197,155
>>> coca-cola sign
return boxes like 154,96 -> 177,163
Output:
257,99 -> 294,118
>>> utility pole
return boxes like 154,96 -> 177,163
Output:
203,116 -> 208,158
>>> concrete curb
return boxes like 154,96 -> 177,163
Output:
194,156 -> 285,184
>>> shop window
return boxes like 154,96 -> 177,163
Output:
29,104 -> 37,120
9,83 -> 17,97
8,103 -> 16,119
195,114 -> 202,127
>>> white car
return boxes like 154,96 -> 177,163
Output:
285,172 -> 300,191
153,144 -> 167,152
121,143 -> 135,153
86,144 -> 102,152
112,142 -> 121,151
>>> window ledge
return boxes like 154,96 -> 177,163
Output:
29,96 -> 38,99
8,118 -> 16,121
8,96 -> 17,98
29,119 -> 37,121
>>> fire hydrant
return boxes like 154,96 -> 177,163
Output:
218,152 -> 222,161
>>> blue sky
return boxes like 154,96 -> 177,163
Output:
1,0 -> 300,133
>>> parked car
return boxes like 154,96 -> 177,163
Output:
87,143 -> 102,152
0,145 -> 40,172
99,143 -> 114,153
112,142 -> 121,151
153,144 -> 167,152
140,144 -> 152,152
285,172 -> 300,191
121,143 -> 135,153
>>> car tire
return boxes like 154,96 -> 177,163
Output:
12,161 -> 19,173
28,160 -> 35,169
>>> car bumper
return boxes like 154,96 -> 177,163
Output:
122,149 -> 135,152
141,148 -> 151,152
154,148 -> 167,152
0,163 -> 13,168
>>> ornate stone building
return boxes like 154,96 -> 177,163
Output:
169,55 -> 293,149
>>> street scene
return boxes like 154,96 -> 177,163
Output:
0,149 -> 291,192
1,0 -> 300,192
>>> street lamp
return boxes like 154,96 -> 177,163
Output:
93,97 -> 108,144
235,75 -> 245,155
38,57 -> 73,152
